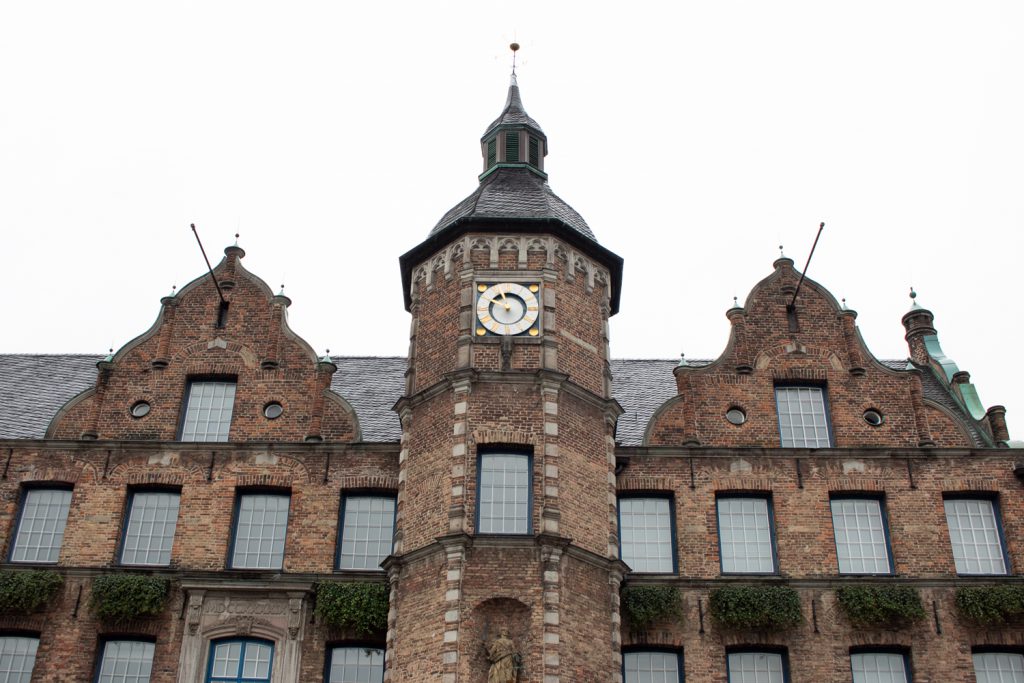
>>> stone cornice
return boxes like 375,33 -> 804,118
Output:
614,445 -> 1012,460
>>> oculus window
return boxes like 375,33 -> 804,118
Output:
327,646 -> 385,683
974,652 -> 1024,683
96,640 -> 154,683
10,488 -> 72,563
624,651 -> 681,683
180,380 -> 236,442
851,652 -> 909,683
0,636 -> 38,683
944,498 -> 1008,575
338,495 -> 396,571
207,639 -> 272,683
717,496 -> 776,574
230,493 -> 290,570
831,497 -> 893,574
775,386 -> 832,447
618,497 -> 675,574
728,652 -> 786,683
477,452 -> 530,535
120,490 -> 180,566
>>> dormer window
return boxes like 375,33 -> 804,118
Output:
179,379 -> 236,442
505,131 -> 520,163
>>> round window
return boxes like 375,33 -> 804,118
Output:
130,401 -> 151,418
864,409 -> 883,426
725,407 -> 747,425
264,402 -> 284,420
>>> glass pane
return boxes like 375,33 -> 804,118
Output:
619,498 -> 674,573
97,641 -> 154,683
181,381 -> 236,442
624,651 -> 680,683
242,643 -> 272,678
775,386 -> 832,447
831,499 -> 891,574
11,488 -> 72,563
329,647 -> 385,683
339,496 -> 396,570
478,454 -> 529,534
974,652 -> 1024,683
122,491 -> 181,566
0,636 -> 39,683
232,494 -> 290,569
944,499 -> 1007,574
728,652 -> 785,683
718,498 -> 774,573
851,653 -> 908,683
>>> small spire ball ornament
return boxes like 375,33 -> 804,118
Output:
510,42 -> 520,52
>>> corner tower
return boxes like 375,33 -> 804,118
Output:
391,66 -> 626,682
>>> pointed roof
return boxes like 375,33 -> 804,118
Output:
482,74 -> 544,136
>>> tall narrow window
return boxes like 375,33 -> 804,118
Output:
96,640 -> 155,683
327,646 -> 385,683
207,639 -> 273,683
618,497 -> 676,574
486,139 -> 497,168
180,380 -> 236,442
851,652 -> 909,683
230,493 -> 290,569
477,452 -> 530,534
944,497 -> 1008,575
528,137 -> 540,166
121,490 -> 181,566
10,487 -> 72,563
974,652 -> 1024,683
0,636 -> 38,683
338,495 -> 396,570
717,496 -> 776,574
504,131 -> 520,163
728,652 -> 786,683
624,651 -> 682,683
831,497 -> 893,574
775,386 -> 832,447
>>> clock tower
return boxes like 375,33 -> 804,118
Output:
390,66 -> 626,682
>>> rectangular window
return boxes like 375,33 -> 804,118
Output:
775,386 -> 832,447
974,652 -> 1024,683
338,494 -> 396,570
97,640 -> 154,683
120,490 -> 181,566
618,497 -> 675,574
486,139 -> 497,168
0,636 -> 38,682
10,488 -> 72,563
328,646 -> 385,683
208,639 -> 272,682
624,651 -> 681,683
529,137 -> 540,166
717,496 -> 776,574
944,497 -> 1008,575
478,452 -> 530,534
230,493 -> 290,569
851,652 -> 909,683
728,652 -> 786,683
505,131 -> 520,163
180,380 -> 236,442
831,497 -> 893,574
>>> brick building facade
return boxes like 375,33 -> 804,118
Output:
0,73 -> 1018,683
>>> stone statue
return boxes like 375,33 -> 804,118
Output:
486,628 -> 520,683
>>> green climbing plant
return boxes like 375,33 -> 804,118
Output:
708,586 -> 802,630
835,585 -> 926,628
621,585 -> 682,632
315,582 -> 389,635
955,585 -> 1024,627
90,573 -> 170,623
0,570 -> 63,614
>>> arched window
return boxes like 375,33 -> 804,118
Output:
206,639 -> 273,683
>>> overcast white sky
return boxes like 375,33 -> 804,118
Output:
2,1 -> 1021,433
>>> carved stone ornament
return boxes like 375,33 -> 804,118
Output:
187,592 -> 204,636
487,628 -> 521,683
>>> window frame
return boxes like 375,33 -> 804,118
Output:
335,491 -> 397,572
475,448 -> 533,536
849,647 -> 912,683
829,493 -> 895,576
774,383 -> 835,448
205,637 -> 274,683
324,642 -> 386,683
177,376 -> 238,443
972,647 -> 1024,683
227,489 -> 291,571
8,484 -> 74,565
617,493 -> 678,575
0,633 -> 39,682
117,486 -> 182,567
726,649 -> 790,683
943,493 -> 1011,576
93,636 -> 156,683
715,493 -> 779,575
622,647 -> 683,683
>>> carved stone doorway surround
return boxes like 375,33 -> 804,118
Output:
177,580 -> 312,683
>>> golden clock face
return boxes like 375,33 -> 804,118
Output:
476,282 -> 540,336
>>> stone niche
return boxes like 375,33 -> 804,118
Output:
177,581 -> 311,683
464,597 -> 532,682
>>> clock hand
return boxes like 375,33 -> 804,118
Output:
482,296 -> 512,311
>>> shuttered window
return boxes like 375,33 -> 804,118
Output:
529,137 -> 540,166
504,132 -> 520,163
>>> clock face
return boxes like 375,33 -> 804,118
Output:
476,282 -> 540,336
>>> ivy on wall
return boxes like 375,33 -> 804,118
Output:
0,570 -> 63,614
620,586 -> 682,632
315,582 -> 389,636
709,586 -> 802,630
90,574 -> 170,623
835,585 -> 926,628
955,585 -> 1024,627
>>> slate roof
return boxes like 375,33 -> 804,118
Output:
429,167 -> 596,242
483,76 -> 543,137
0,354 -> 992,447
